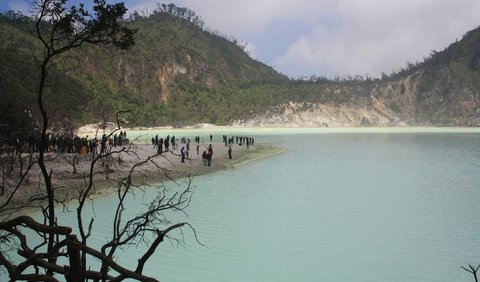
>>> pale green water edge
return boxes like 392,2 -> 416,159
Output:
10,127 -> 480,281
128,128 -> 480,281
123,126 -> 480,141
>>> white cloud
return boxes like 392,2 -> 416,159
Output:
275,0 -> 480,77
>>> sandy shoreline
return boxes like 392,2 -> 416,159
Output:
1,141 -> 283,215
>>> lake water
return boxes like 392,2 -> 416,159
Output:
35,129 -> 480,281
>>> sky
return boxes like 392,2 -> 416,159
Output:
2,0 -> 480,78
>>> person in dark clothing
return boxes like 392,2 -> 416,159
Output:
207,144 -> 213,166
180,146 -> 185,163
158,138 -> 163,154
100,134 -> 107,155
153,135 -> 158,148
202,150 -> 207,166
228,145 -> 232,159
171,136 -> 176,150
164,136 -> 169,152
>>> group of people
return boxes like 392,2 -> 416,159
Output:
149,133 -> 256,167
2,131 -> 256,170
152,134 -> 211,165
152,134 -> 176,154
222,135 -> 255,148
81,131 -> 129,156
0,130 -> 130,156
200,144 -> 214,166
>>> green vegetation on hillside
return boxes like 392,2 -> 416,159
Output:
0,4 -> 291,131
1,4 -> 480,134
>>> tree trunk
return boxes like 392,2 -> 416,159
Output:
66,235 -> 83,282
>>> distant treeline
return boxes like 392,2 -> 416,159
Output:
128,3 -> 205,29
127,3 -> 251,54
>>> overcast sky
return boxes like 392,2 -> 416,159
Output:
2,0 -> 480,78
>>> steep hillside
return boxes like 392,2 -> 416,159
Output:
1,7 -> 480,134
376,26 -> 480,126
0,14 -> 93,135
0,7 -> 288,133
238,26 -> 480,127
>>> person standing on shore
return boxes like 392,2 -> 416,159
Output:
158,137 -> 163,154
228,145 -> 232,159
171,135 -> 176,150
164,136 -> 169,152
180,146 -> 185,163
207,144 -> 213,166
202,150 -> 207,166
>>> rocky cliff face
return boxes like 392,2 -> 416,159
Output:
378,68 -> 480,126
231,101 -> 407,127
233,25 -> 480,128
233,65 -> 480,127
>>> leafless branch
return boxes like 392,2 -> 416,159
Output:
462,264 -> 480,282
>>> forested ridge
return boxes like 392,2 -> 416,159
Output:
0,4 -> 289,133
1,3 -> 480,138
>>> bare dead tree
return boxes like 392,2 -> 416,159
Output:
463,264 -> 480,282
0,1 -> 197,281
0,140 -> 195,281
0,152 -> 36,214
70,123 -> 198,281
61,152 -> 80,174
32,0 -> 136,274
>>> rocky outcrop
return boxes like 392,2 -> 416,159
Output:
155,60 -> 187,102
231,101 -> 408,127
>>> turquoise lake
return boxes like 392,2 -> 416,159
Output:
41,128 -> 480,281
